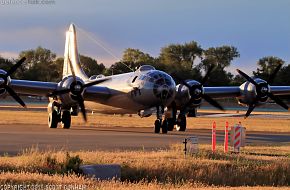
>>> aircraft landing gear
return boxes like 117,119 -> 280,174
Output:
176,114 -> 186,131
154,106 -> 168,134
48,101 -> 61,128
166,118 -> 175,131
154,119 -> 161,133
47,100 -> 72,129
61,110 -> 71,129
48,109 -> 59,128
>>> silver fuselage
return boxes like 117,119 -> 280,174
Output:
85,68 -> 176,113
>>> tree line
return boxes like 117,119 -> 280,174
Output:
0,43 -> 290,86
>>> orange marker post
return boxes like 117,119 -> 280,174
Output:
212,121 -> 216,152
224,121 -> 229,153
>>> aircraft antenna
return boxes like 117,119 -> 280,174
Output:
74,24 -> 134,72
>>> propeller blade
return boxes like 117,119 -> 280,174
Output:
201,65 -> 215,85
6,57 -> 26,77
236,69 -> 258,86
202,94 -> 224,111
268,64 -> 282,84
245,104 -> 256,119
268,92 -> 289,110
77,96 -> 87,122
5,85 -> 26,107
83,78 -> 109,88
47,88 -> 71,97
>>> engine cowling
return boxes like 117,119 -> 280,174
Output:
0,69 -> 11,97
175,80 -> 203,108
237,78 -> 269,106
56,76 -> 85,107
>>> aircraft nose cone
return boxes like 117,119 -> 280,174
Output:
152,72 -> 175,103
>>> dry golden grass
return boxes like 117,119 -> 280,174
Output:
0,145 -> 290,189
0,108 -> 290,132
0,107 -> 290,189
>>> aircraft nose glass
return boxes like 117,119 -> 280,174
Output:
151,72 -> 174,101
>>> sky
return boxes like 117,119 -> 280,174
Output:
0,0 -> 289,75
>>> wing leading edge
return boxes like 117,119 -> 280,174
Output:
11,79 -> 112,100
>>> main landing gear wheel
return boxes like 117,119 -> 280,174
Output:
161,119 -> 168,134
166,118 -> 175,131
176,114 -> 186,131
61,110 -> 71,129
48,110 -> 59,128
154,119 -> 161,133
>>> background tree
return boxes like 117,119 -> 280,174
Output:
122,48 -> 155,65
253,56 -> 285,84
158,41 -> 203,81
274,63 -> 290,85
80,55 -> 105,77
0,56 -> 13,74
202,46 -> 240,69
200,46 -> 239,86
108,48 -> 157,75
17,47 -> 61,82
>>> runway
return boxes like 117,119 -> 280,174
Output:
0,123 -> 289,155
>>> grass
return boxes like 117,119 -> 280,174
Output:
0,108 -> 290,189
0,145 -> 290,189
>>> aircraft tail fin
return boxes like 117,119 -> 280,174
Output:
63,24 -> 88,80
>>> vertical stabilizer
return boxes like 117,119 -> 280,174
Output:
63,24 -> 88,80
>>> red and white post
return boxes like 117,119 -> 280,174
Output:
224,121 -> 229,153
212,121 -> 216,152
233,125 -> 242,152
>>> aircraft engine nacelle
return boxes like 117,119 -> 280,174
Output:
56,76 -> 85,107
237,78 -> 269,107
0,69 -> 11,97
175,80 -> 203,108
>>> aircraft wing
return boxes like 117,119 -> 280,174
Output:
269,86 -> 290,96
203,86 -> 240,98
11,79 -> 112,100
11,79 -> 58,97
203,86 -> 290,98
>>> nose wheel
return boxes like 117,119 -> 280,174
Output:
154,106 -> 169,134
154,119 -> 168,134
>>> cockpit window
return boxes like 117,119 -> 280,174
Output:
138,65 -> 156,72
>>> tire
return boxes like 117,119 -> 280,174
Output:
154,119 -> 161,133
176,114 -> 186,131
61,110 -> 71,129
161,119 -> 168,134
48,110 -> 58,128
167,118 -> 175,131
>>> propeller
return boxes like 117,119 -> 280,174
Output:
179,65 -> 224,111
0,57 -> 26,107
48,58 -> 109,122
236,64 -> 288,118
